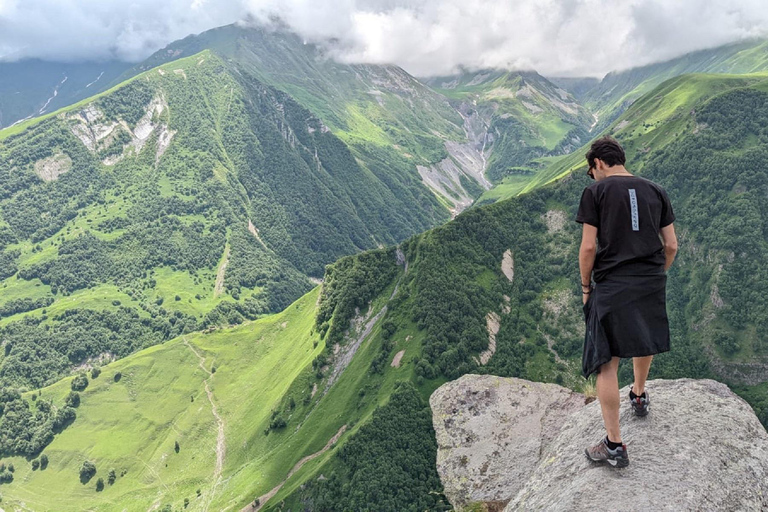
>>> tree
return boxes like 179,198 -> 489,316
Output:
114,372 -> 122,382
174,441 -> 180,453
79,461 -> 96,483
65,391 -> 80,408
91,367 -> 101,379
31,459 -> 40,470
107,468 -> 116,485
71,373 -> 89,391
40,454 -> 49,470
96,478 -> 104,492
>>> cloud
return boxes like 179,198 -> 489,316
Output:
244,0 -> 768,77
0,0 -> 247,62
2,0 -> 768,77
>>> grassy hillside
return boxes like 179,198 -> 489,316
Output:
0,49 -> 456,392
583,38 -> 768,128
0,267 -> 449,511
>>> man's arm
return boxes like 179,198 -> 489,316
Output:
579,223 -> 598,299
660,223 -> 678,271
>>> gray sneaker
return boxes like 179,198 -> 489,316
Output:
629,385 -> 649,417
585,437 -> 629,468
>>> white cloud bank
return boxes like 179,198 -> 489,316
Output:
2,0 -> 768,77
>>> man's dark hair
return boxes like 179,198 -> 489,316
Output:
586,136 -> 626,168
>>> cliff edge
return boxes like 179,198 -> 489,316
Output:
430,375 -> 768,512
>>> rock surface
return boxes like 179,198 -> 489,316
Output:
430,375 -> 768,512
429,375 -> 585,509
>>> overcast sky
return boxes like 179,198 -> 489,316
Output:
1,0 -> 768,77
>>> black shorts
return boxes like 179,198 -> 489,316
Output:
582,272 -> 671,378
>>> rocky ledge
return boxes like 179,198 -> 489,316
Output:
430,375 -> 768,512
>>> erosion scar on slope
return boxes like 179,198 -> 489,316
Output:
243,425 -> 347,512
184,338 -> 226,511
215,246 -> 230,297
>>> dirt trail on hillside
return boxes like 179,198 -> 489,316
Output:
184,338 -> 226,511
242,425 -> 347,512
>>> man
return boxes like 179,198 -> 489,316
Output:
575,136 -> 678,468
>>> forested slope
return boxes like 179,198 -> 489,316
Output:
0,50 -> 449,391
277,71 -> 768,510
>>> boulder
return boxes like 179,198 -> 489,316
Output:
430,375 -> 768,512
429,375 -> 585,509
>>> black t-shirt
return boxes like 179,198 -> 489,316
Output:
575,175 -> 675,282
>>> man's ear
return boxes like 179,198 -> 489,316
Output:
594,158 -> 605,171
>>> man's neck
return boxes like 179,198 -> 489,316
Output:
601,165 -> 633,179
607,165 -> 630,175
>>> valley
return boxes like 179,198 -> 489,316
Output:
0,24 -> 768,512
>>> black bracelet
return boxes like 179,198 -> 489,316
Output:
581,282 -> 591,287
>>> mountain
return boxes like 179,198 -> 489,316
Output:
2,68 -> 767,510
579,38 -> 768,129
474,40 -> 768,206
0,49 -> 456,390
424,69 -> 596,200
121,23 -> 490,214
0,59 -> 130,129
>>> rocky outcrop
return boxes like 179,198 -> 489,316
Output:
431,375 -> 768,512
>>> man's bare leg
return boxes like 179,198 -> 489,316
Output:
632,355 -> 653,396
596,356 -> 622,442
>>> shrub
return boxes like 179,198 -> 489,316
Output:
91,367 -> 101,379
108,468 -> 116,485
714,331 -> 739,356
96,478 -> 104,492
114,372 -> 122,382
79,461 -> 96,483
40,454 -> 49,470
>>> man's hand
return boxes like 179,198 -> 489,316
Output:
582,292 -> 589,305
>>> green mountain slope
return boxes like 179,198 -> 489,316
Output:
122,24 -> 490,214
279,71 -> 768,507
425,70 -> 595,191
4,70 -> 768,511
581,39 -> 768,128
0,50 -> 452,390
0,59 -> 130,129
